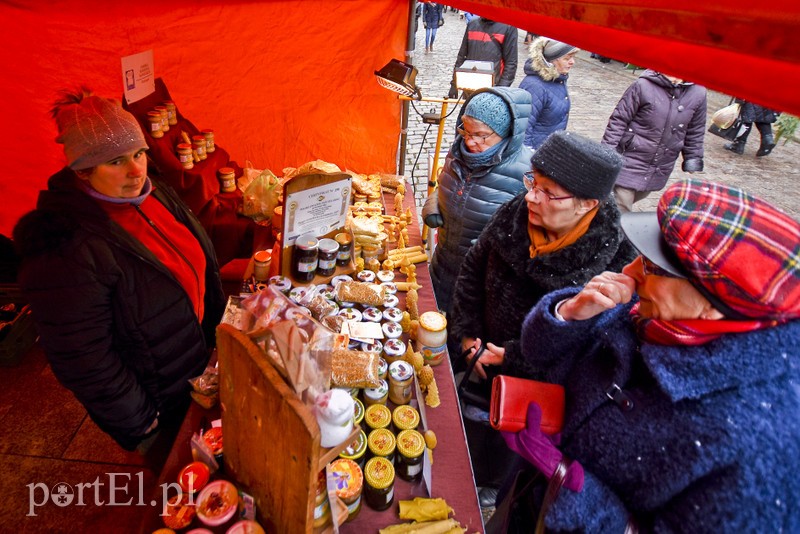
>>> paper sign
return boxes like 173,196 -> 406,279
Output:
284,179 -> 351,244
121,49 -> 155,105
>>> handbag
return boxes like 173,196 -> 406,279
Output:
708,116 -> 744,141
711,102 -> 740,129
456,344 -> 495,412
489,375 -> 565,434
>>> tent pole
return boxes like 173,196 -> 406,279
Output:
398,0 -> 417,176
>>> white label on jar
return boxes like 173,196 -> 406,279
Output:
337,250 -> 351,260
319,258 -> 336,270
346,496 -> 361,513
150,123 -> 160,132
298,260 -> 318,273
314,498 -> 330,518
422,343 -> 447,365
179,154 -> 191,163
386,487 -> 394,501
406,463 -> 422,477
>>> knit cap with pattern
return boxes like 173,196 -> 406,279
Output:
463,91 -> 513,138
54,93 -> 148,170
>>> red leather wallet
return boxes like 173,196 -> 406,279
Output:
489,375 -> 565,434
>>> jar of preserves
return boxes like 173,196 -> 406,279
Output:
339,429 -> 368,470
382,338 -> 405,365
292,232 -> 319,283
163,100 -> 178,125
362,379 -> 388,407
377,357 -> 388,381
392,405 -> 420,432
252,250 -> 272,282
395,429 -> 426,482
335,232 -> 353,266
363,456 -> 395,511
154,105 -> 169,132
328,458 -> 363,522
201,128 -> 215,153
417,311 -> 448,367
176,143 -> 193,169
147,111 -> 164,138
192,135 -> 207,160
317,238 -> 339,277
364,404 -> 391,432
367,428 -> 396,463
313,470 -> 331,528
268,275 -> 292,294
353,397 -> 365,427
388,360 -> 414,405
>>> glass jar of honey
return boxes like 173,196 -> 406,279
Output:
147,111 -> 164,138
388,361 -> 414,405
367,428 -> 396,464
395,429 -> 426,482
176,143 -> 193,169
363,456 -> 395,511
201,128 -> 215,153
218,167 -> 237,193
417,311 -> 448,366
192,135 -> 207,160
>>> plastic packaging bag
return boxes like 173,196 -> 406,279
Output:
242,167 -> 281,222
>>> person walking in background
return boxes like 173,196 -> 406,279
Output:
422,88 -> 532,317
724,99 -> 779,156
448,16 -> 519,98
422,2 -> 443,53
518,37 -> 579,150
12,88 -> 225,460
602,70 -> 706,213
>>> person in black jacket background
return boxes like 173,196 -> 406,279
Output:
448,17 -> 519,98
13,88 -> 225,458
724,99 -> 780,157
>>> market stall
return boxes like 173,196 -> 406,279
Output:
140,187 -> 484,533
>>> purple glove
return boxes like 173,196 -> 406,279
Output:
502,402 -> 584,492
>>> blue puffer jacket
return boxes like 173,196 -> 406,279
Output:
518,39 -> 571,149
426,87 -> 532,315
513,288 -> 800,533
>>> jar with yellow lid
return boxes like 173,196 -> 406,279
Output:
339,429 -> 367,470
367,428 -> 396,463
335,232 -> 352,266
363,456 -> 395,511
388,360 -> 414,405
353,397 -> 365,427
392,404 -> 420,432
362,379 -> 388,407
328,458 -> 363,522
395,429 -> 426,482
313,469 -> 331,528
364,403 -> 391,432
417,311 -> 448,366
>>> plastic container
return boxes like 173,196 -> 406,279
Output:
178,461 -> 211,494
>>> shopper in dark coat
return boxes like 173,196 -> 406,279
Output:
13,89 -> 225,452
449,17 -> 519,97
494,179 -> 800,533
450,131 -> 636,496
724,99 -> 780,156
518,37 -> 579,149
602,70 -> 706,212
422,87 -> 532,316
421,2 -> 443,52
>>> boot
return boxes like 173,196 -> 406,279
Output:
724,138 -> 745,155
756,134 -> 776,157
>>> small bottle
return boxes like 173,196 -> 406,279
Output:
388,360 -> 414,405
201,129 -> 215,153
395,429 -> 426,482
147,111 -> 164,138
252,250 -> 272,281
163,100 -> 178,125
363,456 -> 395,511
316,238 -> 339,277
154,105 -> 169,132
192,135 -> 207,160
292,233 -> 319,283
176,143 -> 193,169
218,167 -> 237,193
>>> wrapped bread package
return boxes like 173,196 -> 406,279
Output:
350,215 -> 383,237
336,281 -> 386,306
331,349 -> 380,388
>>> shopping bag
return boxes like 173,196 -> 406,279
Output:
711,102 -> 740,129
708,116 -> 744,141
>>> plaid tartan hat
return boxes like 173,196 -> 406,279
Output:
621,179 -> 800,320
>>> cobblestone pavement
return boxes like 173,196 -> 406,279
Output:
404,10 -> 800,220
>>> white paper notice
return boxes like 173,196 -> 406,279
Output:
284,180 -> 351,244
121,50 -> 155,105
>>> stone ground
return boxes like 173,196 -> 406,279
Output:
403,10 -> 800,221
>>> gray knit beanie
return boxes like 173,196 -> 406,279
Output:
542,39 -> 579,62
463,92 -> 512,138
54,95 -> 148,170
531,131 -> 623,199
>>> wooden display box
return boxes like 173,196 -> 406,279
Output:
215,324 -> 353,533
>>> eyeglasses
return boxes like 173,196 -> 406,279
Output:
641,257 -> 680,279
523,171 -> 575,202
456,126 -> 496,142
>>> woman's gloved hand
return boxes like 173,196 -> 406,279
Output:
501,402 -> 584,492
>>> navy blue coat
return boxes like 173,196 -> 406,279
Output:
425,87 -> 532,315
422,3 -> 442,29
515,288 -> 800,533
518,58 -> 571,149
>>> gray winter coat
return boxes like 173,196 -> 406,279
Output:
423,87 -> 533,315
602,70 -> 706,192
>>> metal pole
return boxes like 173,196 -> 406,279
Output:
398,0 -> 418,175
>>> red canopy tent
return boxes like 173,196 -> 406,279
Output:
1,0 -> 798,237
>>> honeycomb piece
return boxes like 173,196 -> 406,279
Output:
418,365 -> 434,389
425,378 -> 440,408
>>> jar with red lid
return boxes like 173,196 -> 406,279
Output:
192,135 -> 207,160
201,128 -> 215,153
218,167 -> 236,193
176,143 -> 193,169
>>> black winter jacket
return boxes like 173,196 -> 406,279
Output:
425,87 -> 533,315
602,70 -> 706,192
453,18 -> 518,87
450,193 -> 636,371
13,169 -> 225,450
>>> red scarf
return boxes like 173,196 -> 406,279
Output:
630,302 -> 781,346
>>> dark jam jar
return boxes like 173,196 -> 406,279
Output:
316,238 -> 339,277
395,429 -> 425,482
363,456 -> 395,511
292,232 -> 319,282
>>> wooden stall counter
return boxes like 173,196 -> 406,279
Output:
140,190 -> 483,533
